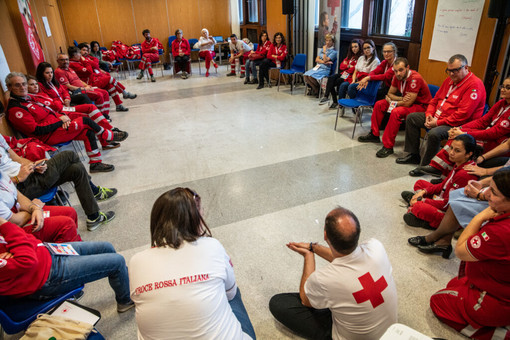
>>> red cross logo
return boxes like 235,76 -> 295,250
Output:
352,272 -> 388,308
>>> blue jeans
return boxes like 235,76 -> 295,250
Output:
229,288 -> 256,339
30,242 -> 131,304
337,81 -> 350,100
245,59 -> 263,79
347,82 -> 359,99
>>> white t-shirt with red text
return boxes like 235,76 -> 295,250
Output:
129,237 -> 251,340
305,238 -> 398,340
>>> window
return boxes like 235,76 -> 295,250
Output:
341,0 -> 363,30
372,0 -> 415,37
239,0 -> 265,25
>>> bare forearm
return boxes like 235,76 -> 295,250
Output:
311,244 -> 334,262
299,253 -> 315,307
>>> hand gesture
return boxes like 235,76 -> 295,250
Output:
464,180 -> 483,199
59,115 -> 71,129
17,163 -> 35,182
464,164 -> 486,177
63,99 -> 71,107
34,159 -> 48,174
286,242 -> 312,256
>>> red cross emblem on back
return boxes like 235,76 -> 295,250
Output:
352,272 -> 388,308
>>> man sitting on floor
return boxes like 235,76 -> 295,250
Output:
358,57 -> 432,158
269,206 -> 398,340
395,54 -> 486,177
0,101 -> 116,231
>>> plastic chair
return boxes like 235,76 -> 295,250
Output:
167,35 -> 177,71
278,54 -> 307,93
428,84 -> 440,98
38,186 -> 70,206
336,81 -> 382,138
73,40 -> 78,47
0,286 -> 83,336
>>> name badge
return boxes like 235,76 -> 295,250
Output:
341,71 -> 349,79
387,101 -> 398,113
435,109 -> 442,118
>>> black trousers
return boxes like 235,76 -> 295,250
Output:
175,55 -> 190,73
258,59 -> 285,86
404,112 -> 452,166
324,74 -> 347,103
18,151 -> 99,216
269,293 -> 332,340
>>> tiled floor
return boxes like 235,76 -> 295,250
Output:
6,65 -> 463,339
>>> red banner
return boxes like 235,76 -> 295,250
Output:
18,0 -> 45,67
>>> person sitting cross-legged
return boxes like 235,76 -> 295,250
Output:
358,57 -> 432,158
269,206 -> 397,340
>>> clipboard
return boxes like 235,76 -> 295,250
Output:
49,299 -> 101,326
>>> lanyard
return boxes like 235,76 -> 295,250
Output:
399,70 -> 412,95
384,60 -> 394,74
439,72 -> 473,110
48,83 -> 64,103
490,104 -> 510,127
29,97 -> 57,115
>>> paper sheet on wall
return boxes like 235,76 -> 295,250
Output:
428,0 -> 484,64
0,45 -> 10,93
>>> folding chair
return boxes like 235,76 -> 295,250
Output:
336,81 -> 381,138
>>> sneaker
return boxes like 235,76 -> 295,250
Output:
123,92 -> 137,99
240,73 -> 245,79
116,105 -> 129,112
329,103 -> 338,110
94,186 -> 118,202
319,97 -> 329,105
117,300 -> 135,313
90,162 -> 115,173
112,130 -> 128,142
227,72 -> 236,77
136,71 -> 144,80
376,147 -> 394,158
150,75 -> 156,82
102,142 -> 120,150
358,131 -> 381,143
86,211 -> 115,231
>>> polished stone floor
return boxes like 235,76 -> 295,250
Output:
6,65 -> 464,339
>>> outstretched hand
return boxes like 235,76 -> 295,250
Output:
286,242 -> 312,256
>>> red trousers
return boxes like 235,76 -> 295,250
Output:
371,100 -> 427,148
409,179 -> 446,228
139,53 -> 160,75
82,88 -> 110,116
230,53 -> 249,74
431,276 -> 510,340
67,109 -> 112,147
90,74 -> 125,106
199,51 -> 216,70
22,205 -> 81,243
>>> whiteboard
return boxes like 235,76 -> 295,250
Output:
428,0 -> 484,64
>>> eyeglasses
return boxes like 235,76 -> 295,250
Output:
498,85 -> 510,90
382,50 -> 394,54
445,65 -> 465,74
363,46 -> 372,50
12,82 -> 27,88
57,58 -> 69,61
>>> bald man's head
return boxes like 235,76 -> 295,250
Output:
325,207 -> 360,255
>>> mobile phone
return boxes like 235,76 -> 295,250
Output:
34,160 -> 46,168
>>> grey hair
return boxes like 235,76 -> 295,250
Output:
5,72 -> 26,87
383,42 -> 398,56
448,54 -> 468,66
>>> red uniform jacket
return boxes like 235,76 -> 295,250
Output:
6,95 -> 64,142
368,59 -> 395,88
416,160 -> 477,209
0,221 -> 52,297
69,59 -> 96,84
171,39 -> 190,57
54,67 -> 85,87
461,99 -> 510,150
338,57 -> 358,84
425,72 -> 486,127
267,44 -> 288,63
38,81 -> 71,105
29,92 -> 63,113
142,37 -> 163,54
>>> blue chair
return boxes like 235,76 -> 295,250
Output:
278,54 -> 307,93
318,59 -> 338,99
38,186 -> 70,206
0,286 -> 83,335
428,84 -> 440,98
188,38 -> 199,51
168,35 -> 177,70
336,81 -> 382,138
73,40 -> 78,47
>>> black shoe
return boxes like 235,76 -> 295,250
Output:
376,147 -> 394,158
227,72 -> 236,77
116,105 -> 129,112
102,142 -> 120,150
151,76 -> 156,82
409,167 -> 426,177
250,78 -> 258,84
408,236 -> 431,247
401,191 -> 415,205
112,130 -> 128,142
240,74 -> 245,79
123,92 -> 137,99
90,162 -> 115,173
396,153 -> 421,164
256,84 -> 264,90
418,243 -> 453,259
329,103 -> 338,110
430,178 -> 443,185
403,213 -> 433,230
420,165 -> 442,177
244,77 -> 250,84
319,97 -> 329,105
358,132 -> 381,143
